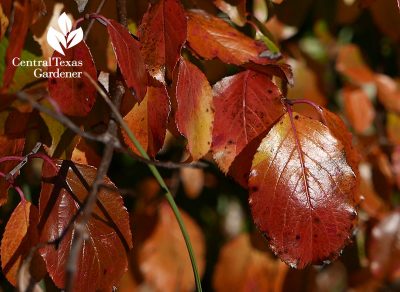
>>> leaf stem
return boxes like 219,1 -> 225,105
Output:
284,98 -> 327,125
85,73 -> 203,292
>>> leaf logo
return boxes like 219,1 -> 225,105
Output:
46,12 -> 83,56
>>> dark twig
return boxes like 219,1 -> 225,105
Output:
16,91 -> 121,148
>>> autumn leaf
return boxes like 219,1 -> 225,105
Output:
138,0 -> 187,82
1,201 -> 40,286
187,10 -> 276,66
369,210 -> 400,281
375,74 -> 400,114
336,44 -> 375,84
48,41 -> 97,117
123,79 -> 170,157
175,58 -> 214,160
133,201 -> 205,292
342,86 -> 375,134
39,160 -> 132,291
107,18 -> 147,102
249,112 -> 357,268
212,70 -> 283,173
213,234 -> 280,291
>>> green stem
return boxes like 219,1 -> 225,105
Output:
124,126 -> 203,291
86,73 -> 202,291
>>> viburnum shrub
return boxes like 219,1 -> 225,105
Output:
1,0 -> 399,291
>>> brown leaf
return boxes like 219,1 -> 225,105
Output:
107,19 -> 148,101
212,70 -> 283,173
369,210 -> 400,281
175,58 -> 214,160
213,233 -> 280,291
249,112 -> 357,268
123,79 -> 170,157
343,86 -> 375,134
1,201 -> 40,286
39,160 -> 133,291
134,201 -> 205,292
336,44 -> 375,85
47,41 -> 97,117
138,0 -> 187,81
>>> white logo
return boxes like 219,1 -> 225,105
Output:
46,12 -> 83,56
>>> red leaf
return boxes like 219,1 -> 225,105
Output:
212,70 -> 283,173
369,210 -> 400,280
187,10 -> 276,66
39,160 -> 132,291
175,58 -> 214,160
138,0 -> 187,81
1,0 -> 45,91
48,41 -> 97,117
123,79 -> 170,157
321,108 -> 361,186
107,19 -> 147,101
249,112 -> 357,268
1,201 -> 40,286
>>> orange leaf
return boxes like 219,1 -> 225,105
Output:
123,79 -> 170,157
134,201 -> 205,291
175,59 -> 214,160
342,86 -> 375,134
1,201 -> 40,286
336,44 -> 375,84
213,234 -> 280,291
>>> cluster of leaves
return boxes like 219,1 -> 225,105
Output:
0,0 -> 399,291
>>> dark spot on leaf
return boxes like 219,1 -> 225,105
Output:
50,79 -> 57,85
295,234 -> 300,240
314,217 -> 321,224
294,115 -> 299,120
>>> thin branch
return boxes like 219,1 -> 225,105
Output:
16,91 -> 121,148
84,72 -> 203,291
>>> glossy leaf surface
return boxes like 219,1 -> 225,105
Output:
212,70 -> 283,173
249,112 -> 357,268
39,160 -> 132,291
